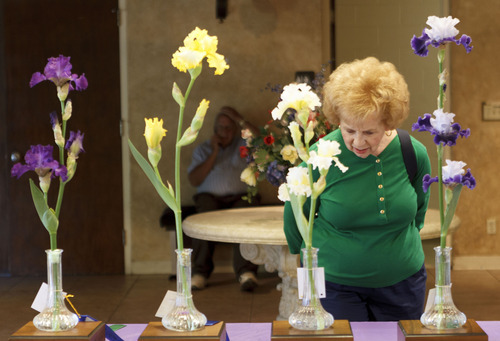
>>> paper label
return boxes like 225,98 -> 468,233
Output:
297,267 -> 326,298
31,282 -> 67,312
424,288 -> 435,313
155,290 -> 177,318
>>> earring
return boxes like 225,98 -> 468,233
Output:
385,130 -> 393,137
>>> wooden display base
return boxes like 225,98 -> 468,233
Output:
9,321 -> 105,341
138,321 -> 226,341
271,320 -> 353,340
398,319 -> 488,340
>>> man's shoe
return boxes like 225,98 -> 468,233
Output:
191,274 -> 207,290
239,272 -> 258,292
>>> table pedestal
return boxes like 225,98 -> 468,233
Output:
9,321 -> 105,341
240,244 -> 299,320
139,322 -> 226,341
271,320 -> 353,340
398,319 -> 487,340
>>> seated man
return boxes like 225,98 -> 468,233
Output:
187,106 -> 260,292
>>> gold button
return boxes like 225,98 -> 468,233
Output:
376,159 -> 380,163
377,172 -> 382,176
380,210 -> 385,214
380,197 -> 385,202
378,184 -> 383,189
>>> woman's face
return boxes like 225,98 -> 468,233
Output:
339,113 -> 389,158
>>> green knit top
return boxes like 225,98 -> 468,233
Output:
284,129 -> 431,288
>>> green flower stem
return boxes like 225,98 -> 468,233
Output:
306,164 -> 316,249
51,99 -> 69,250
59,100 -> 67,162
436,49 -> 447,318
438,49 -> 445,110
437,145 -> 445,249
437,48 -> 446,250
49,232 -> 57,251
173,73 -> 198,251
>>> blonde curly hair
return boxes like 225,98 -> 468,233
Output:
322,57 -> 409,129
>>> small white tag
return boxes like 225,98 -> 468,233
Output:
31,282 -> 68,312
424,288 -> 436,313
297,267 -> 326,299
155,290 -> 178,318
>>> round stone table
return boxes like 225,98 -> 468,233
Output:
182,205 -> 298,320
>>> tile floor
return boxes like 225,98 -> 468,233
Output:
2,269 -> 500,339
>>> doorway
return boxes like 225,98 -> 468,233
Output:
0,0 -> 124,275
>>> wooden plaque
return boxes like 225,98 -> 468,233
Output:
138,321 -> 226,341
398,319 -> 488,341
9,321 -> 105,341
271,320 -> 353,340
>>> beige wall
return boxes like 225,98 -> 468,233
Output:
121,0 -> 330,273
121,0 -> 499,274
450,0 -> 500,267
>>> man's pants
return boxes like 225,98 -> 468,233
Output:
192,192 -> 259,279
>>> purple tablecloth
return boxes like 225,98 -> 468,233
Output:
107,321 -> 500,341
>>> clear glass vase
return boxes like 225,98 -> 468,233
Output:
420,246 -> 467,329
33,249 -> 79,331
288,247 -> 334,331
162,248 -> 207,332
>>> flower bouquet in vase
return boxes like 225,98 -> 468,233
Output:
273,83 -> 348,330
11,55 -> 87,331
128,27 -> 228,332
240,69 -> 334,203
411,16 -> 476,329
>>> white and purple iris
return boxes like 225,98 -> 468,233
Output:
411,16 -> 473,57
422,160 -> 476,193
412,109 -> 470,146
11,145 -> 68,181
29,55 -> 88,91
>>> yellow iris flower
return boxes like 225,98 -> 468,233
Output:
144,117 -> 167,149
171,27 -> 229,75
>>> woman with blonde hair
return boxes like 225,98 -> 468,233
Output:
284,57 -> 431,321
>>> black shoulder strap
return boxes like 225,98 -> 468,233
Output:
397,129 -> 417,183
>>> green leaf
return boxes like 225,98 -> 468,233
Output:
42,209 -> 59,234
172,82 -> 185,107
289,192 -> 310,246
128,140 -> 179,212
177,127 -> 198,147
441,184 -> 463,241
29,179 -> 58,234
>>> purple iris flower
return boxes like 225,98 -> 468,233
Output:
411,30 -> 473,57
11,145 -> 68,181
422,169 -> 476,193
443,169 -> 476,190
266,160 -> 287,187
29,55 -> 88,91
422,174 -> 438,193
412,113 -> 470,146
65,130 -> 85,156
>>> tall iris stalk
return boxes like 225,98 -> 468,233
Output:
128,27 -> 228,298
11,55 -> 87,251
411,16 -> 476,324
274,84 -> 348,328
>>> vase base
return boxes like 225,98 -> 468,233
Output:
32,308 -> 79,332
398,319 -> 487,340
272,320 -> 353,340
161,305 -> 207,332
139,321 -> 226,340
9,321 -> 104,341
